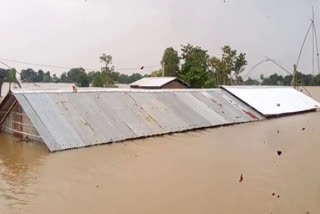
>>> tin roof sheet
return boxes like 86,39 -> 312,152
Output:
222,86 -> 320,116
130,77 -> 178,88
9,89 -> 263,152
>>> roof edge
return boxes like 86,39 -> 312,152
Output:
11,88 -> 220,94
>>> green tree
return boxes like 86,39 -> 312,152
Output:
127,73 -> 143,83
20,68 -> 37,82
52,74 -> 59,83
37,70 -> 44,82
77,71 -> 90,87
8,68 -> 18,89
60,72 -> 68,82
151,69 -> 163,77
179,44 -> 210,88
67,68 -> 85,83
202,78 -> 217,88
243,78 -> 260,85
234,53 -> 247,83
87,71 -> 96,83
92,72 -> 104,87
110,71 -> 120,82
8,68 -> 17,83
209,45 -> 247,85
261,73 -> 283,85
100,53 -> 115,87
0,69 -> 10,82
161,47 -> 180,76
43,71 -> 51,82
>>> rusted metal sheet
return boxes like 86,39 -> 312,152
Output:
222,86 -> 320,117
7,89 -> 263,152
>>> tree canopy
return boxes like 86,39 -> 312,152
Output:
179,44 -> 211,88
161,47 -> 180,77
209,45 -> 247,85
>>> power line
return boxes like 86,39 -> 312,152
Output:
0,57 -> 160,72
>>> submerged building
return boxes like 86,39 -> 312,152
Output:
130,77 -> 189,89
0,86 -> 318,152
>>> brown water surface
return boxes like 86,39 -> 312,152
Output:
0,111 -> 319,214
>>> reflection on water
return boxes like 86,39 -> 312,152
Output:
0,133 -> 48,213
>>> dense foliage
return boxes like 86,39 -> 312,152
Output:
2,45 -> 319,88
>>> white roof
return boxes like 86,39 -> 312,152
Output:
130,77 -> 178,88
222,86 -> 320,116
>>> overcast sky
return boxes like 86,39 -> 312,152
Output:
0,0 -> 319,78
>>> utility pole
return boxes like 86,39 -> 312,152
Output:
291,64 -> 297,88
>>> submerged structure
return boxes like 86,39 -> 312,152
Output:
130,77 -> 189,89
0,88 -> 262,152
0,86 -> 318,152
222,86 -> 320,117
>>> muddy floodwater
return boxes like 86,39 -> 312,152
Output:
0,113 -> 319,214
0,86 -> 320,214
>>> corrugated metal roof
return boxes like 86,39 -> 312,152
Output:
222,86 -> 320,116
0,83 -> 75,103
130,77 -> 179,88
9,89 -> 263,152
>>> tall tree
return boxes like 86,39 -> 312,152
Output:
234,53 -> 247,84
8,68 -> 17,89
161,47 -> 180,76
209,45 -> 247,85
100,53 -> 115,87
179,44 -> 210,88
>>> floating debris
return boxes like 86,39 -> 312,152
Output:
277,130 -> 280,134
277,151 -> 282,156
239,174 -> 244,183
302,128 -> 306,131
272,193 -> 275,196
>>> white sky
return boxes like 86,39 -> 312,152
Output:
0,0 -> 319,78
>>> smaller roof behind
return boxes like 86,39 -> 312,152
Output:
222,86 -> 320,117
130,77 -> 186,88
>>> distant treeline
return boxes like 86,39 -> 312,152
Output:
0,67 -> 146,86
2,45 -> 320,88
0,44 -> 249,88
243,72 -> 320,86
